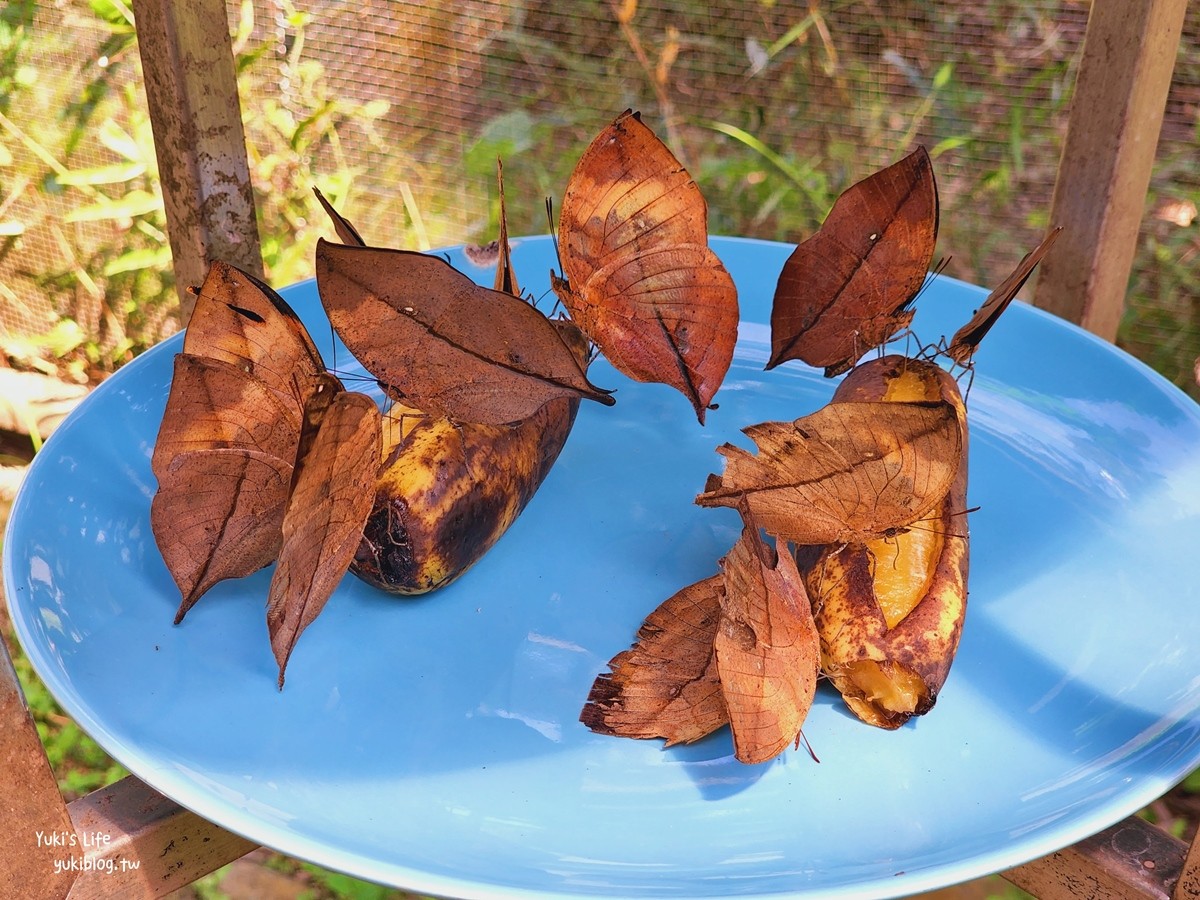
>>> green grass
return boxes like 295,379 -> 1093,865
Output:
10,648 -> 128,798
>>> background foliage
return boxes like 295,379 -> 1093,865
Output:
1,0 -> 1197,390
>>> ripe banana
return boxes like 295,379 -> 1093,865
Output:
798,354 -> 969,729
351,320 -> 587,594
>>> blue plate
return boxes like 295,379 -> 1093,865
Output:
7,236 -> 1200,899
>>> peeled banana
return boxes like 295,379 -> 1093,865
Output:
799,354 -> 969,729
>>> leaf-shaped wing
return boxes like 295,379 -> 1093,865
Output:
316,240 -> 614,425
715,528 -> 819,765
151,354 -> 301,480
768,146 -> 938,376
580,573 -> 728,745
493,158 -> 520,297
946,226 -> 1061,365
151,354 -> 305,621
558,109 -> 709,289
554,109 -> 739,423
267,390 -> 382,688
696,400 -> 962,545
152,448 -> 291,623
313,186 -> 367,247
555,244 -> 737,423
184,260 -> 332,409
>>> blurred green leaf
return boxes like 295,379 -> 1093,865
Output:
466,110 -> 537,177
930,136 -> 971,157
103,244 -> 172,277
64,188 -> 161,223
1182,767 -> 1200,792
87,0 -> 135,32
38,319 -> 88,357
299,862 -> 398,899
55,161 -> 146,186
702,120 -> 831,220
96,118 -> 142,162
361,98 -> 390,120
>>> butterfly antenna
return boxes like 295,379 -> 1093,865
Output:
893,505 -> 976,542
946,505 -> 979,540
325,367 -> 377,392
320,329 -> 385,397
383,404 -> 428,426
326,320 -> 339,376
381,402 -> 431,444
910,256 -> 952,310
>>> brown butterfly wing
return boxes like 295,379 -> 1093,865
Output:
946,226 -> 1062,366
151,354 -> 307,621
153,260 -> 341,620
696,399 -> 962,545
313,187 -> 367,247
316,240 -> 613,425
493,158 -> 520,298
715,528 -> 819,765
152,448 -> 292,623
267,390 -> 382,688
183,260 -> 333,411
558,110 -> 709,288
580,573 -> 728,745
554,110 -> 738,422
566,244 -> 738,420
151,354 -> 302,480
768,147 -> 938,375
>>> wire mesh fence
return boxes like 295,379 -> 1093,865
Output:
1,0 -> 1197,391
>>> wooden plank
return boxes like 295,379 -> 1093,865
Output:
1175,828 -> 1200,900
131,0 -> 262,324
1002,814 -> 1187,900
0,640 -> 77,900
65,775 -> 257,899
1032,0 -> 1187,338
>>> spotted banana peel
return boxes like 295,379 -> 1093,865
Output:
314,180 -> 592,595
798,354 -> 969,729
352,323 -> 586,594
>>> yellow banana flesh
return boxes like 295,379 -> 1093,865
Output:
801,355 -> 969,729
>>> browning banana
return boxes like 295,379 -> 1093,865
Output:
351,321 -> 587,594
798,354 -> 969,729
